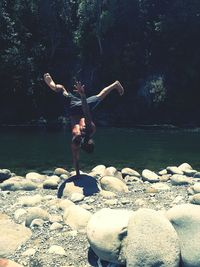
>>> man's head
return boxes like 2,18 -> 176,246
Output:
80,137 -> 95,153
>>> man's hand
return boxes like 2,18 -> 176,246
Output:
74,81 -> 85,96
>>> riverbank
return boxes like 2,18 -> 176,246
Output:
1,163 -> 200,266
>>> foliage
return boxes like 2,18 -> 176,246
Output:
1,0 -> 200,125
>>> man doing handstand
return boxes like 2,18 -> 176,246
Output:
44,73 -> 124,176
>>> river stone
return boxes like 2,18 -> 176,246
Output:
0,259 -> 24,267
50,222 -> 63,231
87,208 -> 133,264
43,175 -> 60,189
22,248 -> 36,256
126,208 -> 180,267
49,199 -> 75,211
121,168 -> 140,178
189,193 -> 200,204
14,208 -> 27,223
63,182 -> 83,197
48,245 -> 66,255
191,183 -> 200,194
63,205 -> 92,232
54,168 -> 70,176
17,194 -> 43,206
103,166 -> 118,177
159,174 -> 171,182
124,175 -> 142,183
0,177 -> 38,191
100,176 -> 129,193
183,169 -> 197,176
92,165 -> 106,176
150,182 -> 170,191
25,207 -> 50,227
170,174 -> 192,185
0,219 -> 32,257
30,218 -> 45,227
99,190 -> 116,199
158,169 -> 168,175
167,166 -> 184,175
25,172 -> 46,183
193,172 -> 200,178
70,192 -> 85,202
142,169 -> 160,183
178,163 -> 193,171
166,204 -> 200,267
0,169 -> 12,182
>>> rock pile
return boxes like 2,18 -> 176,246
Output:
0,163 -> 200,266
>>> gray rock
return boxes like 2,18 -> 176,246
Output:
183,169 -> 197,177
25,172 -> 46,183
151,182 -> 170,191
167,204 -> 200,267
92,165 -> 106,176
70,192 -> 85,203
178,163 -> 193,171
48,245 -> 66,255
104,166 -> 118,177
17,194 -> 43,207
142,169 -> 160,183
100,176 -> 129,193
170,174 -> 192,185
63,205 -> 91,232
0,177 -> 38,191
25,207 -> 50,227
121,168 -> 140,178
99,190 -> 116,199
54,168 -> 70,176
126,208 -> 180,267
0,218 -> 32,257
189,193 -> 200,205
30,218 -> 45,228
158,169 -> 168,175
167,166 -> 184,175
87,208 -> 133,264
193,172 -> 200,178
43,175 -> 60,189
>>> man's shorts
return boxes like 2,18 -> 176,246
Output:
68,94 -> 101,116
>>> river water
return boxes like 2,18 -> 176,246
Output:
0,127 -> 200,175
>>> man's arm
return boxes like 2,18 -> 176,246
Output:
74,82 -> 92,129
71,143 -> 80,176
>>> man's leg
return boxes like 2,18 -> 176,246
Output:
44,73 -> 68,94
96,81 -> 124,100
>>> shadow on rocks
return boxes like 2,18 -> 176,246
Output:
88,247 -> 126,267
57,174 -> 99,198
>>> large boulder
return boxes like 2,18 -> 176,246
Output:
100,176 -> 129,193
126,208 -> 180,267
63,205 -> 91,232
87,208 -> 133,264
166,204 -> 200,267
0,217 -> 32,256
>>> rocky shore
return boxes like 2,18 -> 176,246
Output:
1,163 -> 200,267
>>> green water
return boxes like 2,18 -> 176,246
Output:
0,127 -> 200,175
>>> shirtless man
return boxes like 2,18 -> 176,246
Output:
44,73 -> 124,176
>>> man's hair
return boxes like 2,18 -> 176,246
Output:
80,138 -> 95,153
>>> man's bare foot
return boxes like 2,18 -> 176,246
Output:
115,80 -> 124,96
44,73 -> 56,90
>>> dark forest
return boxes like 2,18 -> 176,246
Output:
1,0 -> 200,126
